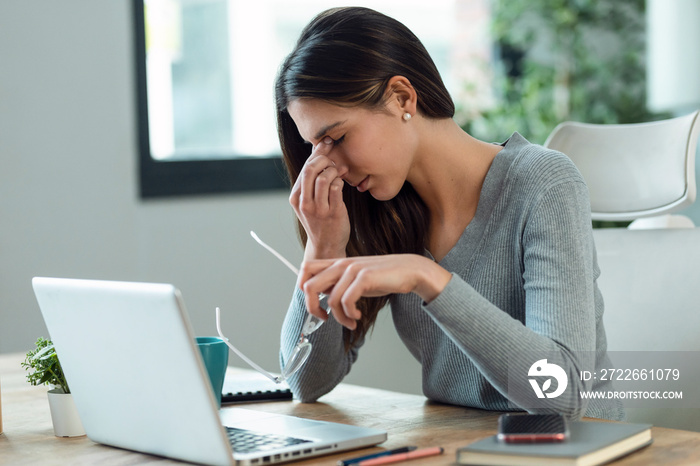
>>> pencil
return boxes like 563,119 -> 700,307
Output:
357,446 -> 444,466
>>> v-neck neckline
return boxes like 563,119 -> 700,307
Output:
425,132 -> 528,270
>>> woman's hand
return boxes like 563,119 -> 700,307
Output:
299,254 -> 453,329
289,137 -> 350,261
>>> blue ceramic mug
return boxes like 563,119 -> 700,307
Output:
195,336 -> 229,408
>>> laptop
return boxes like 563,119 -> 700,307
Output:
32,277 -> 386,466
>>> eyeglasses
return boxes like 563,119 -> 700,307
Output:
215,231 -> 330,384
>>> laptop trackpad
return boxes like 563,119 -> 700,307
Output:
221,407 -> 350,440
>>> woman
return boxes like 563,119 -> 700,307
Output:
275,6 -> 623,421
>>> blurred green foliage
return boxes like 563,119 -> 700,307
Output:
462,0 -> 669,145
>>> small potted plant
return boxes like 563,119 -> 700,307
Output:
22,337 -> 85,437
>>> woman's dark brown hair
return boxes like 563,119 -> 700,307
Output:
275,7 -> 455,349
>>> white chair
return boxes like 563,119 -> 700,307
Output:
545,111 -> 700,431
544,110 -> 700,228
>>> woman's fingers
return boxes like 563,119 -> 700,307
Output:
303,287 -> 327,321
289,139 -> 330,207
301,259 -> 354,328
288,136 -> 351,261
290,137 -> 347,221
329,177 -> 345,212
297,139 -> 334,208
338,267 -> 370,322
301,259 -> 365,329
326,262 -> 363,321
312,165 -> 342,213
299,255 -> 452,331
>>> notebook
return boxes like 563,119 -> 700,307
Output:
457,420 -> 652,465
222,373 -> 293,404
32,277 -> 386,466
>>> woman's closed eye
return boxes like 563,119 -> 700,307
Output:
332,135 -> 346,146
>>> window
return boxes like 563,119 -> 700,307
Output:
134,0 -> 288,197
134,0 -> 486,197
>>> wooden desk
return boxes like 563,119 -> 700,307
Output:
1,352 -> 699,465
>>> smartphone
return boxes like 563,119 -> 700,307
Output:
497,413 -> 569,443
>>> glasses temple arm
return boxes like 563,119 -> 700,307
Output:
250,231 -> 300,276
215,307 -> 281,384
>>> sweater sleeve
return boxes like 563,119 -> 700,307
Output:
279,287 -> 364,401
423,179 -> 597,419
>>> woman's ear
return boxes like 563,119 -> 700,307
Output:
385,76 -> 418,118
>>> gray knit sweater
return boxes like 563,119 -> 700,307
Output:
280,132 -> 625,421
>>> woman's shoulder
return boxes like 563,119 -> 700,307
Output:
500,132 -> 585,189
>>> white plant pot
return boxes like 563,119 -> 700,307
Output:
47,389 -> 85,437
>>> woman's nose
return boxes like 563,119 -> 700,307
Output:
335,164 -> 349,178
327,154 -> 349,178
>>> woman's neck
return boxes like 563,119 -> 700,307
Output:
408,118 -> 500,226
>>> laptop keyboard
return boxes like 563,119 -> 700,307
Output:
225,427 -> 312,454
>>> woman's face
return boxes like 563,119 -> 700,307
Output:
287,98 -> 417,201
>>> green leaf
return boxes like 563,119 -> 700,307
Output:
34,344 -> 56,360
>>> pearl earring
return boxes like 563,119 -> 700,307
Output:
403,112 -> 412,121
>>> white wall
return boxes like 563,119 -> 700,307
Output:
594,228 -> 700,432
0,1 -> 422,396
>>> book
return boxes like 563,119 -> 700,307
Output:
457,421 -> 652,466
